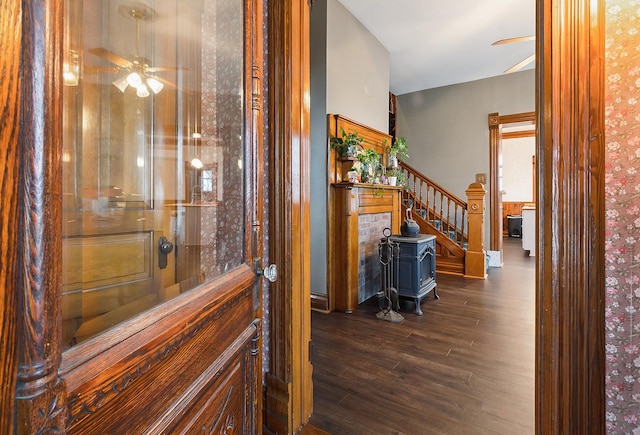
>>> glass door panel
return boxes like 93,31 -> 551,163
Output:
62,0 -> 245,349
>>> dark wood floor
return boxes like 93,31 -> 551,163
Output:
308,237 -> 535,434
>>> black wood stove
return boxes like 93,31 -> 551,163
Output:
383,234 -> 438,315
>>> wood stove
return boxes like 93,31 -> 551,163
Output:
386,234 -> 438,315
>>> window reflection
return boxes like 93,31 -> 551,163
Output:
61,0 -> 246,350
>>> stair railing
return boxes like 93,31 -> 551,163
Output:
400,163 -> 468,246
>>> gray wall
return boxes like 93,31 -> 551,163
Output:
396,69 -> 535,247
326,0 -> 389,132
310,0 -> 328,296
309,0 -> 390,296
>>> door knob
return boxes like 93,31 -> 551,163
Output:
255,259 -> 277,282
158,236 -> 174,269
159,238 -> 174,254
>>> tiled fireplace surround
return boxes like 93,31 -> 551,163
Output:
358,212 -> 391,303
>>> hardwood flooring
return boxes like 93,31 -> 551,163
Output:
308,238 -> 535,434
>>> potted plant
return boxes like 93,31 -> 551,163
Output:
357,148 -> 381,183
386,137 -> 409,167
330,128 -> 365,158
386,167 -> 401,186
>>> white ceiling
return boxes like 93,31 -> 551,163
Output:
335,0 -> 536,95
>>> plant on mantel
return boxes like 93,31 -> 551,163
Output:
385,167 -> 406,187
330,127 -> 365,158
357,148 -> 382,184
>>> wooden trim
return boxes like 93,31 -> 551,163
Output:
536,0 -> 605,432
328,114 -> 392,183
265,0 -> 313,432
250,0 -> 265,429
310,293 -> 329,312
502,130 -> 535,140
532,155 -> 536,203
499,111 -> 536,125
488,113 -> 502,252
0,0 -> 22,432
14,0 -> 68,431
464,182 -> 487,279
488,111 -> 536,252
329,114 -> 392,153
60,268 -> 255,385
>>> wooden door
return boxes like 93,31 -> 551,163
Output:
12,0 -> 265,432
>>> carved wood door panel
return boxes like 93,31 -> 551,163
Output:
14,0 -> 265,432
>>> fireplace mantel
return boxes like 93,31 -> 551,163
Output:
323,115 -> 401,313
329,183 -> 402,312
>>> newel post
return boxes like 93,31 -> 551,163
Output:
465,182 -> 487,279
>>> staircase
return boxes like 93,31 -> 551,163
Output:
400,163 -> 478,276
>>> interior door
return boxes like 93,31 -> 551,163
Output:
56,0 -> 264,432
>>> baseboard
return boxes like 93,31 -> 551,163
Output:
310,293 -> 329,312
264,374 -> 292,435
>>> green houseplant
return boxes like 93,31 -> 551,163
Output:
330,128 -> 365,158
385,167 -> 407,188
357,148 -> 381,183
386,137 -> 409,167
386,167 -> 402,186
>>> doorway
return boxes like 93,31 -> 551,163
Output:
488,111 -> 536,262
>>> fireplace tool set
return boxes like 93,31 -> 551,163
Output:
377,227 -> 404,323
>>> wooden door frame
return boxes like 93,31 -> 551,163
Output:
488,111 -> 536,252
536,0 -> 605,432
0,0 -> 21,431
264,0 -> 313,433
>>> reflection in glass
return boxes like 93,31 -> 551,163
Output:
61,0 -> 246,349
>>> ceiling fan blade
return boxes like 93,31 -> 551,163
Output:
146,66 -> 188,73
84,66 -> 121,75
492,35 -> 535,46
504,53 -> 536,74
89,48 -> 132,68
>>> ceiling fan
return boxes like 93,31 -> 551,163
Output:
492,35 -> 535,74
89,3 -> 182,97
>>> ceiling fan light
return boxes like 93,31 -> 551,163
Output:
146,77 -> 164,94
63,70 -> 79,87
112,75 -> 129,92
126,71 -> 143,88
63,50 -> 80,86
136,83 -> 150,98
190,157 -> 204,169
